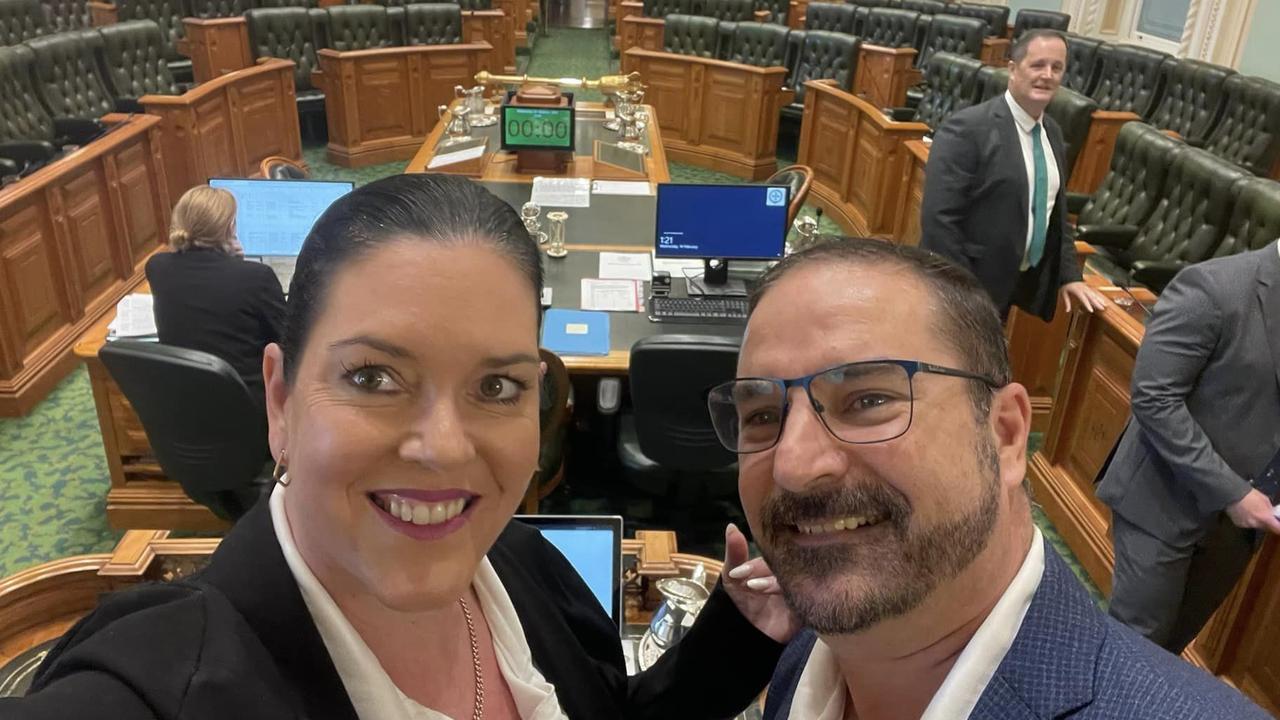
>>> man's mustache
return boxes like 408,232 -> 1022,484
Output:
760,482 -> 911,533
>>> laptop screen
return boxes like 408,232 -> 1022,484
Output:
515,515 -> 623,628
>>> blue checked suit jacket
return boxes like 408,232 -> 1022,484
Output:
762,541 -> 1269,719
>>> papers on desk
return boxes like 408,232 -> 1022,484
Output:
427,143 -> 486,169
592,180 -> 651,196
542,309 -> 610,356
581,279 -> 643,312
531,177 -> 591,207
652,253 -> 705,276
598,251 -> 652,280
107,294 -> 156,339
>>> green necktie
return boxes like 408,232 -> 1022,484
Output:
1028,123 -> 1048,268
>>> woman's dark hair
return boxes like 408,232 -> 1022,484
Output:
281,173 -> 542,384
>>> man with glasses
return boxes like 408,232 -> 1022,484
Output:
717,239 -> 1265,718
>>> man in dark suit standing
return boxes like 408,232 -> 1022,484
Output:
920,29 -> 1108,321
1098,241 -> 1280,653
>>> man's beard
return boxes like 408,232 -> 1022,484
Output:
758,437 -> 1002,635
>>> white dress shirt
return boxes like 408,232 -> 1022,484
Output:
1005,92 -> 1061,272
787,527 -> 1046,720
270,484 -> 568,720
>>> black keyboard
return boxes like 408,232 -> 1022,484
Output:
649,295 -> 749,323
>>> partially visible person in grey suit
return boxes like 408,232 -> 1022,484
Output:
1098,240 -> 1280,654
920,29 -> 1108,322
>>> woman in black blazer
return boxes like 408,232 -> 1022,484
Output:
4,175 -> 795,719
145,185 -> 286,407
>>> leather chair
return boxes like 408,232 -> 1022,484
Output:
850,0 -> 890,6
245,7 -> 325,136
702,0 -> 753,22
183,0 -> 247,18
403,3 -> 464,44
1078,147 -> 1249,292
861,7 -> 918,48
851,5 -> 870,35
455,0 -> 495,9
320,4 -> 395,51
804,2 -> 855,34
524,348 -> 572,514
260,155 -> 308,178
0,0 -> 45,46
1210,177 -> 1280,259
754,0 -> 788,26
1203,74 -> 1280,178
1070,122 -> 1185,229
897,0 -> 943,14
113,0 -> 191,83
254,0 -> 317,6
96,20 -> 185,114
1147,58 -> 1233,148
915,13 -> 984,69
726,19 -> 788,67
1062,33 -> 1102,95
783,27 -> 803,86
618,335 -> 740,538
1012,8 -> 1069,41
99,341 -> 274,523
887,51 -> 981,130
0,45 -> 66,174
1088,43 -> 1168,118
25,29 -> 115,120
662,14 -> 719,58
781,29 -> 859,120
642,0 -> 689,17
976,66 -> 1097,177
764,164 -> 812,225
44,0 -> 90,32
943,2 -> 1008,38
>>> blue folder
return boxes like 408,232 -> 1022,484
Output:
542,309 -> 610,356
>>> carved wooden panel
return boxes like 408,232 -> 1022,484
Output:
113,142 -> 163,265
855,46 -> 916,110
59,168 -> 116,311
462,11 -> 514,73
1226,546 -> 1280,715
645,58 -> 693,142
183,17 -> 253,84
802,92 -> 856,196
354,56 -> 415,142
193,95 -> 238,180
701,67 -> 753,153
0,205 -> 65,362
897,149 -> 925,246
234,75 -> 298,173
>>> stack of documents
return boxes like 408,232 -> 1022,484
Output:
582,252 -> 652,312
107,294 -> 157,339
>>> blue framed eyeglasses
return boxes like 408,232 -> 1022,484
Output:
706,359 -> 1003,453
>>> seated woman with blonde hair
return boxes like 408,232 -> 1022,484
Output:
3,174 -> 795,719
146,184 -> 286,408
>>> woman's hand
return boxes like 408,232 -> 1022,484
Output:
721,523 -> 801,644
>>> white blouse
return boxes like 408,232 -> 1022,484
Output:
270,484 -> 568,720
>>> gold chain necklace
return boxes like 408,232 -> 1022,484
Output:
458,597 -> 484,720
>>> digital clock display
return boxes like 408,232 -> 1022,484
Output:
501,105 -> 574,151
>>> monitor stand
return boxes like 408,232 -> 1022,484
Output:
687,258 -> 747,297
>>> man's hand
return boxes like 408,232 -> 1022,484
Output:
721,523 -> 801,644
1061,281 -> 1110,314
1225,489 -> 1280,534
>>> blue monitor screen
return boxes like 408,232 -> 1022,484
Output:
655,183 -> 789,260
209,178 -> 352,257
516,515 -> 622,627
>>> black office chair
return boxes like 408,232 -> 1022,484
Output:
618,335 -> 742,544
99,341 -> 274,523
259,155 -> 309,178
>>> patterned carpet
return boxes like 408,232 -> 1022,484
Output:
0,27 -> 1100,606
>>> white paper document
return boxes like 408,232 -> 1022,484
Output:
107,294 -> 156,338
598,252 -> 653,281
581,279 -> 643,312
427,144 -> 486,169
592,180 -> 651,196
531,177 -> 591,207
651,253 -> 705,276
541,287 -> 553,307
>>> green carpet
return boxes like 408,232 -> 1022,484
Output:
0,27 -> 1102,610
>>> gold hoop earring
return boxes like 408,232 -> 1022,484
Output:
272,450 -> 290,487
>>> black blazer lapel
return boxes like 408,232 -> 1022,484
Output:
196,497 -> 359,720
1257,246 -> 1280,393
991,98 -> 1029,225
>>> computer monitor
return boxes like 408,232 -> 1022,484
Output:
501,103 -> 575,152
515,514 -> 623,629
654,183 -> 789,287
208,177 -> 352,257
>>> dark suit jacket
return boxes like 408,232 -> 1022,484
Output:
762,542 -> 1269,719
3,499 -> 782,719
920,94 -> 1082,321
1098,243 -> 1280,546
145,249 -> 285,405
